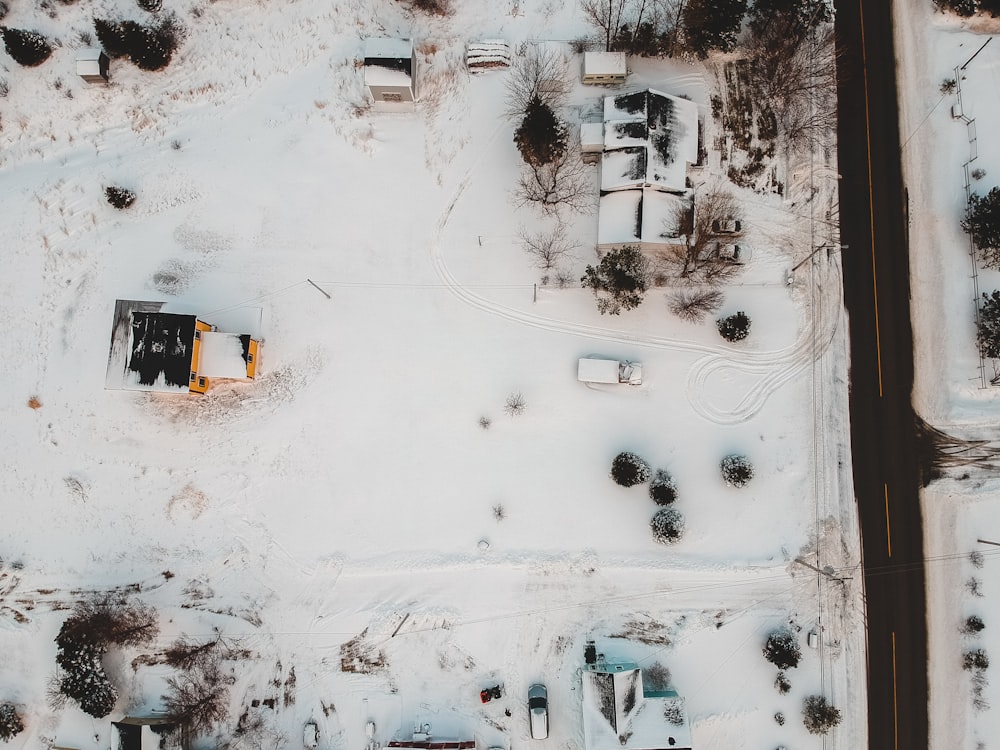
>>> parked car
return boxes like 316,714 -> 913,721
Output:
577,357 -> 642,385
717,242 -> 752,264
712,218 -> 742,234
528,684 -> 548,739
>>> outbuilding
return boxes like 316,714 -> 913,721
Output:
77,48 -> 110,83
364,38 -> 417,104
582,51 -> 627,85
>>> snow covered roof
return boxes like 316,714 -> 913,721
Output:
364,38 -> 413,87
581,663 -> 693,750
584,51 -> 627,77
198,332 -> 252,379
601,89 -> 699,193
598,189 -> 687,248
581,122 -> 605,151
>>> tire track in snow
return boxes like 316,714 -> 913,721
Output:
430,135 -> 843,424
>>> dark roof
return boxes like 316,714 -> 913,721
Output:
128,312 -> 196,389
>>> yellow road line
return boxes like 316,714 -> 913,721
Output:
884,483 -> 892,557
859,0 -> 885,397
892,631 -> 899,750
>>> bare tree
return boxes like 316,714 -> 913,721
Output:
57,595 -> 159,650
517,224 -> 578,269
505,44 -> 569,118
514,153 -> 594,216
658,188 -> 742,283
668,288 -> 724,322
164,663 -> 231,740
581,0 -> 630,50
747,23 -> 837,154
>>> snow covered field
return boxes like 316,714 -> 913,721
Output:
0,1 -> 862,749
897,0 -> 1000,747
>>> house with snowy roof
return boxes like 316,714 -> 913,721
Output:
364,38 -> 417,105
105,299 -> 261,395
594,89 -> 700,257
111,717 -> 182,750
581,643 -> 693,750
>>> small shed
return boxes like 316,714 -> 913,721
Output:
581,122 -> 604,163
111,717 -> 182,750
364,38 -> 417,104
77,48 -> 109,83
466,40 -> 511,74
582,51 -> 626,85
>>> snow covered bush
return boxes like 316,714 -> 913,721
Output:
963,615 -> 986,635
720,454 -> 754,487
0,704 -> 24,741
582,246 -> 650,315
400,0 -> 450,15
717,311 -> 751,341
137,0 -> 162,12
963,648 -> 990,671
774,671 -> 791,694
648,469 -> 677,505
802,694 -> 842,735
964,188 -> 1000,267
650,508 -> 684,544
504,392 -> 526,416
611,451 -> 651,487
763,628 -> 801,670
105,186 -> 136,209
0,27 -> 52,67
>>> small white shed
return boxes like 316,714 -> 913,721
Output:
364,38 -> 416,104
582,51 -> 626,85
77,48 -> 109,83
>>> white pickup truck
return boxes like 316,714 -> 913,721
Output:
577,357 -> 643,385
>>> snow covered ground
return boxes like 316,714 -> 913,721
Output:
0,0 -> 863,748
897,0 -> 1000,747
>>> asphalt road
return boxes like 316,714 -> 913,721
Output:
834,0 -> 929,747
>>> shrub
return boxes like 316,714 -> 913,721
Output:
650,508 -> 684,544
720,454 -> 754,487
581,246 -> 650,315
504,392 -> 526,416
774,711 -> 785,725
964,648 -> 990,671
774,671 -> 791,694
0,704 -> 24,741
717,311 -> 751,341
963,615 -> 986,635
763,629 -> 801,670
106,186 -> 136,209
611,451 -> 651,487
0,27 -> 53,67
668,288 -> 724,322
802,694 -> 842,735
648,469 -> 677,505
964,187 -> 1000,267
93,15 -> 182,70
137,0 -> 162,11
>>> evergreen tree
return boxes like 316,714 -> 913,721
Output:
717,311 -> 751,341
94,17 -> 130,58
749,0 -> 829,37
0,27 -> 52,67
0,704 -> 24,742
611,452 -> 652,487
649,469 -> 678,505
963,187 -> 1000,267
514,96 -> 567,167
977,290 -> 1000,358
682,0 -> 747,58
650,507 -> 685,544
581,246 -> 650,315
763,629 -> 802,670
802,695 -> 842,735
721,454 -> 754,487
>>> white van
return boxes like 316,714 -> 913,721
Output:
577,357 -> 642,385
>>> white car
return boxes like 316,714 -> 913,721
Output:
718,242 -> 752,264
528,684 -> 548,740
